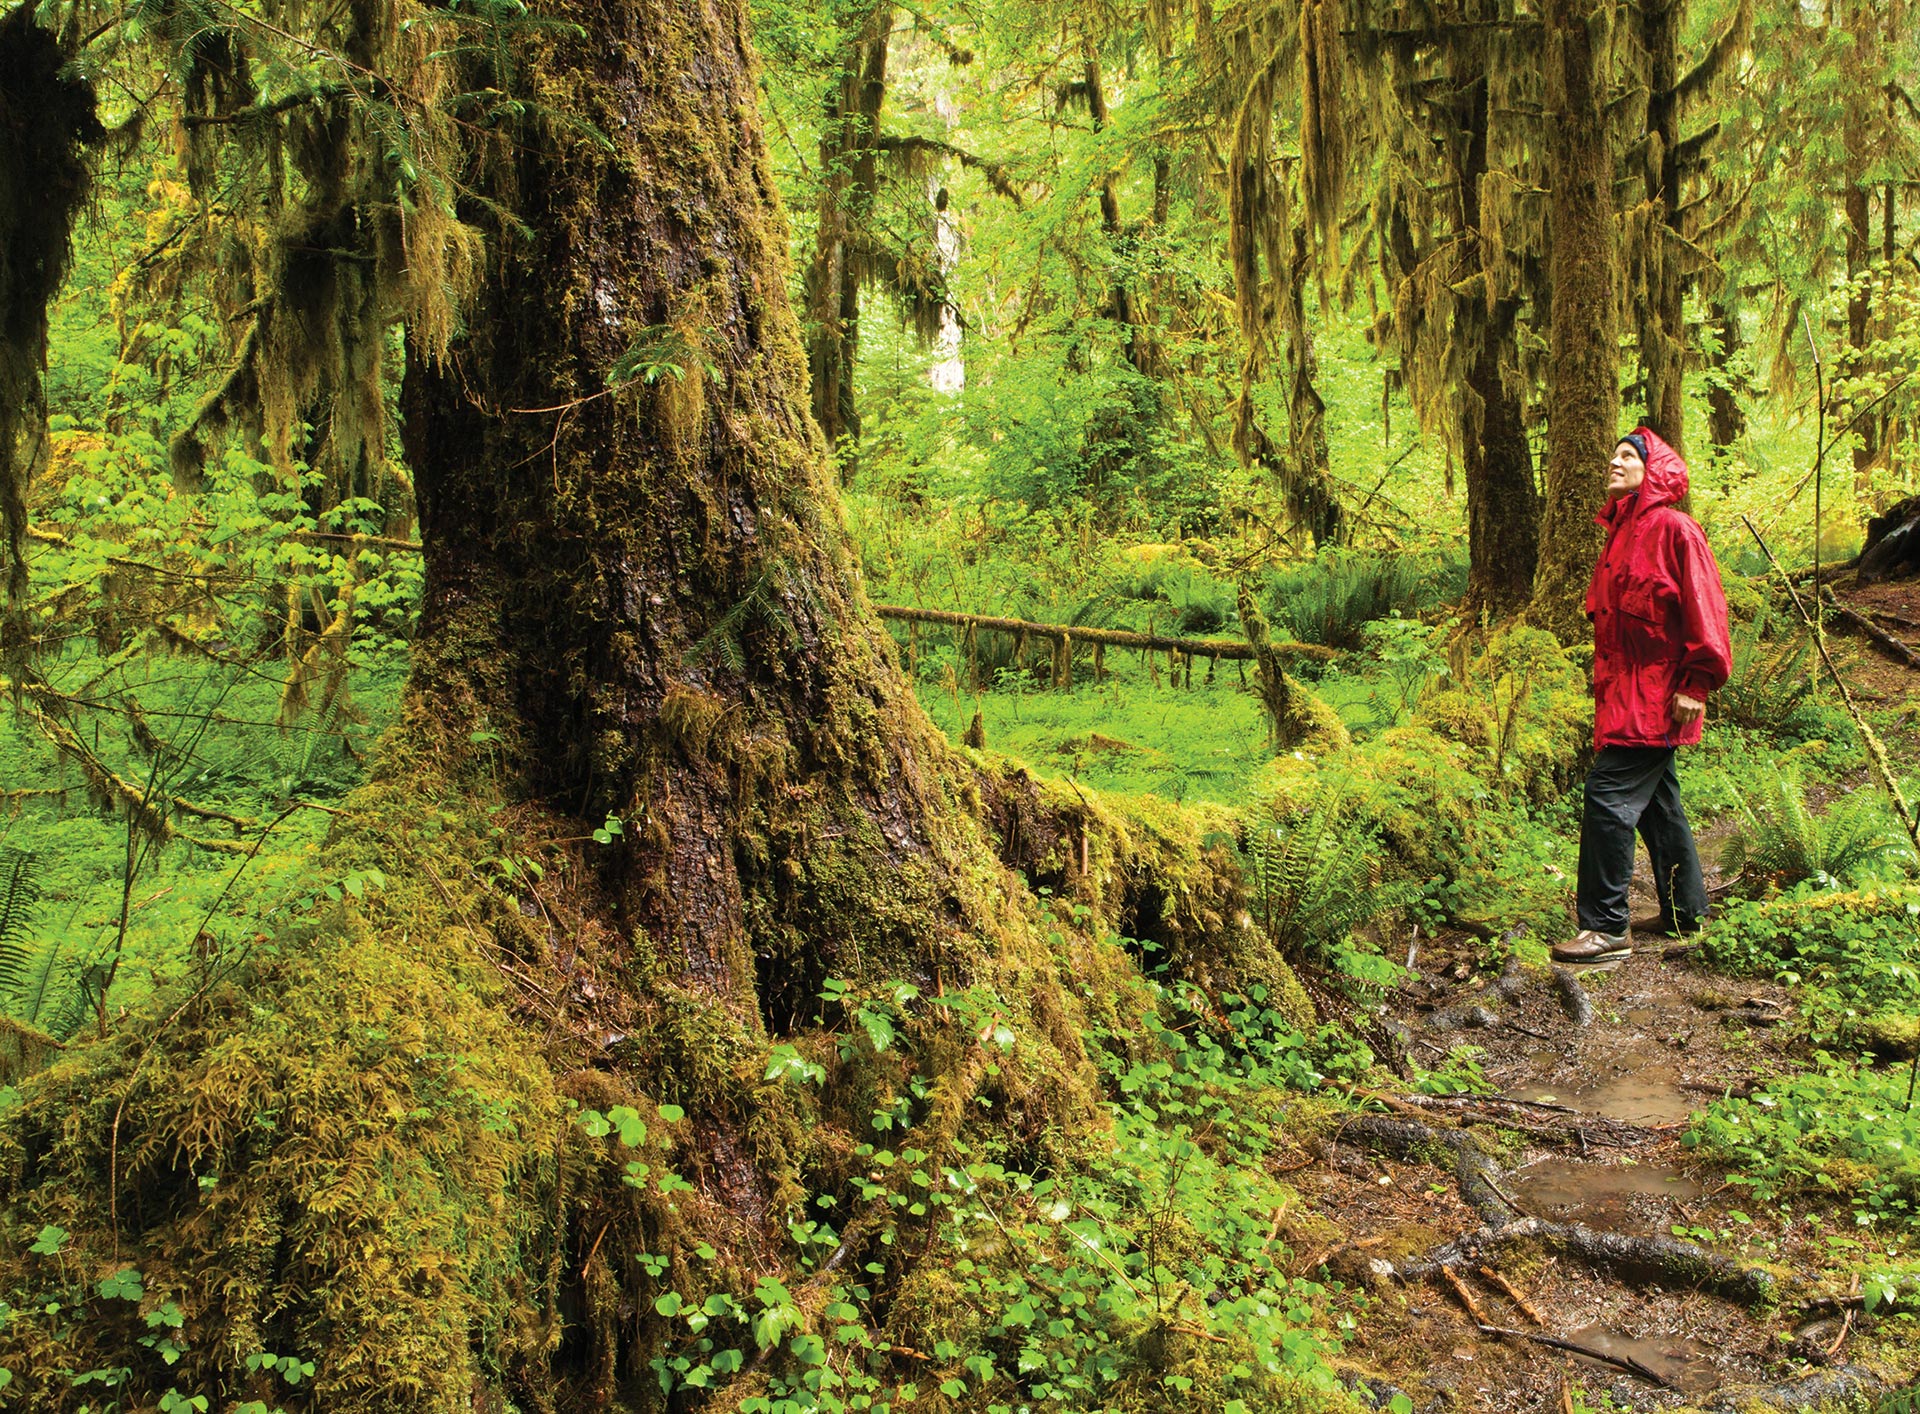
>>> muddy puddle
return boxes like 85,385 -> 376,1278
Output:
1506,1048 -> 1696,1126
1507,1156 -> 1705,1232
1559,1324 -> 1719,1394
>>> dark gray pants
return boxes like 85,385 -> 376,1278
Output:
1576,746 -> 1708,936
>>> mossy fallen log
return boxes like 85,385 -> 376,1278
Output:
871,603 -> 1337,662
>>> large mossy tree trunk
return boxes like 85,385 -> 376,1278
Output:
0,3 -> 1312,1409
1532,0 -> 1618,638
401,0 -> 971,1034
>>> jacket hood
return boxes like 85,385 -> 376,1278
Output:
1600,425 -> 1688,524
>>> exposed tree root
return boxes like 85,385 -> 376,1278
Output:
1341,1113 -> 1775,1305
1550,966 -> 1592,1026
1363,1090 -> 1653,1150
1705,1364 -> 1887,1412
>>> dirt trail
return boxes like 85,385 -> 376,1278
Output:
1303,914 -> 1884,1412
1293,589 -> 1920,1410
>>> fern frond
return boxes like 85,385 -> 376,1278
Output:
0,848 -> 42,996
1246,782 -> 1415,960
1721,768 -> 1914,890
10,934 -> 89,1044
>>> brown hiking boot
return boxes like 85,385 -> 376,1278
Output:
1552,930 -> 1632,964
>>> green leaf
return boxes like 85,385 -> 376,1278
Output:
29,1225 -> 69,1256
97,1267 -> 144,1302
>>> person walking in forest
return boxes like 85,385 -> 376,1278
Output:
1552,428 -> 1732,965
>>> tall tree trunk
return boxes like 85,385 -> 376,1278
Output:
1844,176 -> 1877,492
1883,180 -> 1900,481
1458,71 -> 1539,614
1842,0 -> 1881,496
1706,297 -> 1747,448
1084,51 -> 1151,375
1281,210 -> 1343,547
804,0 -> 894,463
1533,0 -> 1620,637
0,10 -> 103,607
1637,0 -> 1688,450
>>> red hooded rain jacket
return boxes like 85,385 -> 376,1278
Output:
1584,427 -> 1732,750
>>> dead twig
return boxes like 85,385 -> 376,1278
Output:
1439,1265 -> 1491,1323
1478,1265 -> 1545,1325
1476,1324 -> 1674,1388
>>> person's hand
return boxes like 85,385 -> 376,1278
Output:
1670,691 -> 1705,729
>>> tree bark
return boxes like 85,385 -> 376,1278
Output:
0,10 -> 103,606
1533,0 -> 1619,637
803,0 -> 895,461
1636,0 -> 1687,452
1457,72 -> 1540,614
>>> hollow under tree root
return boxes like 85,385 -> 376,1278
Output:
1336,1367 -> 1417,1411
1428,955 -> 1529,1031
1340,1114 -> 1775,1306
1550,966 -> 1593,1026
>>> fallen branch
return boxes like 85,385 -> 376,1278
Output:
1440,1265 -> 1491,1323
1819,586 -> 1920,669
870,604 -> 1336,662
1476,1324 -> 1673,1388
1745,517 -> 1920,860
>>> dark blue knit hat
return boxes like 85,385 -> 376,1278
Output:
1618,431 -> 1650,463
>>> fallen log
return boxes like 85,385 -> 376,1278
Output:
870,604 -> 1338,662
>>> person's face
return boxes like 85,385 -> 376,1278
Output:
1608,440 -> 1647,498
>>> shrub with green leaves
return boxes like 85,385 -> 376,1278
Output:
1701,887 -> 1920,1017
1686,1054 -> 1920,1230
